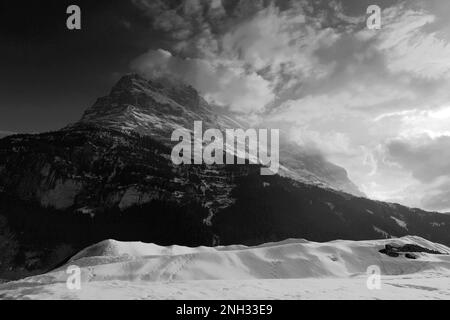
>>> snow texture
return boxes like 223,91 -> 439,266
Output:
0,236 -> 449,300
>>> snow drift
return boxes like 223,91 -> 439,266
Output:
60,236 -> 450,282
0,236 -> 449,300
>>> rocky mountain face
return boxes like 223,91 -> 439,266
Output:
77,74 -> 362,196
0,74 -> 449,280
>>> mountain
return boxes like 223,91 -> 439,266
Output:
76,74 -> 363,196
0,74 -> 449,280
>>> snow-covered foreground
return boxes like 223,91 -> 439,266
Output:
1,236 -> 449,300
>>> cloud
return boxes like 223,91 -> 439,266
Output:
382,134 -> 450,212
421,181 -> 450,212
131,0 -> 205,40
386,134 -> 450,183
131,49 -> 275,113
219,5 -> 339,87
371,4 -> 450,79
375,106 -> 450,138
130,3 -> 343,113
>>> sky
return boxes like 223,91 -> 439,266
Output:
1,0 -> 450,212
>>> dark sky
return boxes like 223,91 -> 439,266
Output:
0,0 -> 160,133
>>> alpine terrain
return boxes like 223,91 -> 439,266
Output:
0,74 -> 449,281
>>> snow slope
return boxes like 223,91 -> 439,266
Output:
0,236 -> 449,300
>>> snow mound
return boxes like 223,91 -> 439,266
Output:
1,236 -> 449,300
25,236 -> 450,283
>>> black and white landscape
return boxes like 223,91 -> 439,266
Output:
1,236 -> 449,300
0,0 -> 450,300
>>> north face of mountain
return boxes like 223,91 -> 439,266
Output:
77,74 -> 242,142
76,74 -> 362,196
0,125 -> 241,215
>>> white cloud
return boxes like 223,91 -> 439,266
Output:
375,106 -> 450,138
220,5 -> 339,84
130,3 -> 342,113
131,49 -> 275,113
375,6 -> 450,79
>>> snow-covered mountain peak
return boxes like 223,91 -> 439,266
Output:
110,73 -> 200,105
78,74 -> 231,137
110,73 -> 146,92
75,74 -> 363,195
